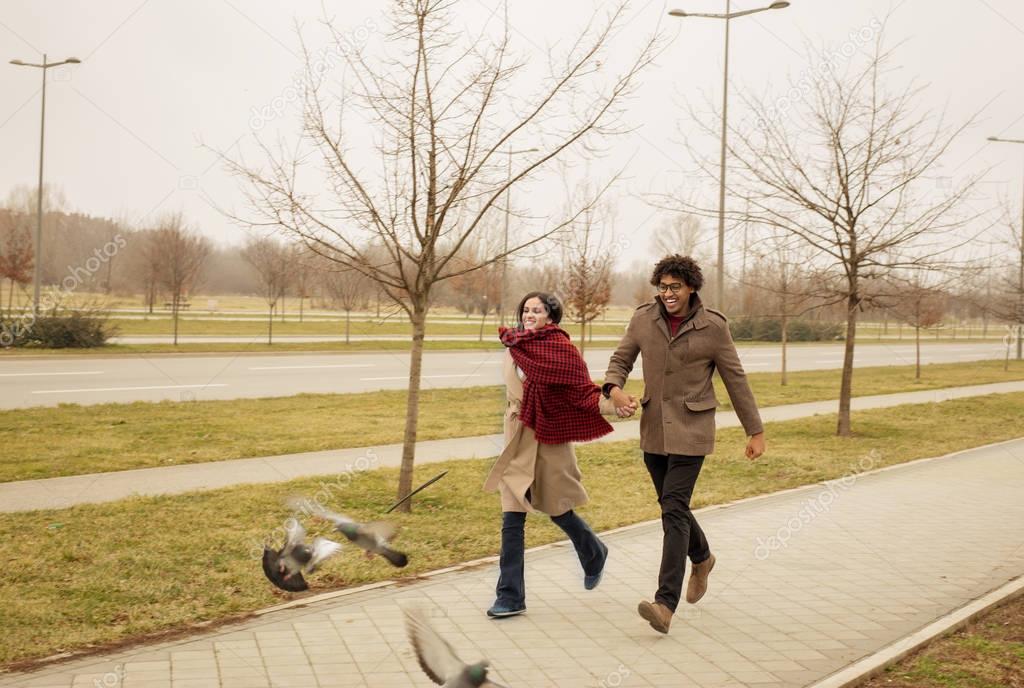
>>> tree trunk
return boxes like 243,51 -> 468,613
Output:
268,303 -> 274,345
172,292 -> 180,346
780,313 -> 788,386
478,308 -> 487,341
299,294 -> 304,323
579,319 -> 587,356
345,309 -> 351,344
915,325 -> 921,380
836,293 -> 858,436
395,306 -> 428,513
280,294 -> 286,322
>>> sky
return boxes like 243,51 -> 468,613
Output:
2,0 -> 1023,272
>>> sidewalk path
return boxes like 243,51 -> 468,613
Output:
5,439 -> 1023,687
4,380 -> 1024,513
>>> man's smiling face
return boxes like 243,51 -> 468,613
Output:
658,275 -> 693,316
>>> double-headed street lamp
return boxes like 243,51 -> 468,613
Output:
499,146 -> 539,327
668,1 -> 791,309
9,54 -> 82,315
988,135 -> 1024,360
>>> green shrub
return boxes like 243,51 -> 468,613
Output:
0,312 -> 116,348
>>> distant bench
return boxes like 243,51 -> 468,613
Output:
162,301 -> 191,311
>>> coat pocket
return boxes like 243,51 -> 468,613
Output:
684,397 -> 719,412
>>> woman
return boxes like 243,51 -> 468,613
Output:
483,291 -> 619,618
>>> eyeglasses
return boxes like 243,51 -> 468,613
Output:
656,283 -> 685,294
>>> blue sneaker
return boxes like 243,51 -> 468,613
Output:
486,602 -> 526,618
584,541 -> 609,590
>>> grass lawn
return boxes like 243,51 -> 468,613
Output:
106,316 -> 631,337
2,360 -> 1022,483
862,593 -> 1024,688
2,393 -> 1024,667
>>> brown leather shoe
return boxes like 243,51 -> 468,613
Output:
686,553 -> 716,604
637,600 -> 673,634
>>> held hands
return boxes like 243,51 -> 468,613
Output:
745,432 -> 766,461
609,386 -> 639,418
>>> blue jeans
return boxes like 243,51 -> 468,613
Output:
494,509 -> 606,607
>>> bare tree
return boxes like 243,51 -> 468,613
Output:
984,196 -> 1024,361
132,229 -> 164,316
220,0 -> 659,509
0,210 -> 33,317
650,212 -> 708,262
745,234 -> 822,386
152,214 -> 211,345
321,258 -> 373,343
888,274 -> 947,379
561,203 -> 614,355
684,33 -> 983,435
243,236 -> 291,345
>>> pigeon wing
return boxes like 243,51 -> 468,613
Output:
362,521 -> 398,544
308,537 -> 343,570
293,499 -> 357,529
404,607 -> 464,686
283,517 -> 306,552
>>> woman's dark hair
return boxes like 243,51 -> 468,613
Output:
650,254 -> 704,291
515,291 -> 563,326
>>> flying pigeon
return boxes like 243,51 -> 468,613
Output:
292,499 -> 409,568
404,607 -> 510,687
261,517 -> 343,592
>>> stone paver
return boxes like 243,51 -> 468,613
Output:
3,380 -> 1024,513
4,439 -> 1023,687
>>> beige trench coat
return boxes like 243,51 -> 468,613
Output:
482,350 -> 593,515
604,298 -> 764,457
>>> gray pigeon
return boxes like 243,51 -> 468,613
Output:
403,607 -> 510,687
262,517 -> 343,592
293,499 -> 408,568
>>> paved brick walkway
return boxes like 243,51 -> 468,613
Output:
4,380 -> 1024,513
5,438 -> 1023,688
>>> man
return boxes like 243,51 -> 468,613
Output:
604,254 -> 765,634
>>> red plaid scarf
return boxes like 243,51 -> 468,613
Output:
499,324 -> 613,445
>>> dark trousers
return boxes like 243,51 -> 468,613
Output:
495,509 -> 605,607
644,452 -> 710,612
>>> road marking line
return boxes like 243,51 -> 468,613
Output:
32,383 -> 229,394
360,374 -> 484,381
0,371 -> 104,377
247,364 -> 375,371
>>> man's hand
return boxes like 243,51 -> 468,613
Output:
745,432 -> 766,461
609,386 -> 639,418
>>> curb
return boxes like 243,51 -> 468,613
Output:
808,574 -> 1024,688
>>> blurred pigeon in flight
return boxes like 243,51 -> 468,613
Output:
261,517 -> 342,592
404,607 -> 510,687
292,499 -> 409,568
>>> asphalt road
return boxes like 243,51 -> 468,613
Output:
0,341 -> 1006,409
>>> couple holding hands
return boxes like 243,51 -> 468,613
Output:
484,254 -> 766,634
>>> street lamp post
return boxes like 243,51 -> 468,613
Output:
668,1 -> 790,310
499,146 -> 539,327
988,135 -> 1024,361
9,54 -> 81,315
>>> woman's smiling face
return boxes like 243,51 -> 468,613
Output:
521,297 -> 551,330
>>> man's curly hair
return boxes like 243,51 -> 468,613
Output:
650,254 -> 704,291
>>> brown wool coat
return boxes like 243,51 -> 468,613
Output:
604,298 -> 764,457
483,349 -> 609,515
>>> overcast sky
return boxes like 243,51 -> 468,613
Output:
2,0 -> 1023,269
